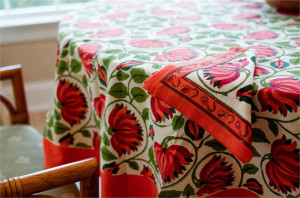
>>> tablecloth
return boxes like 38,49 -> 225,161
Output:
43,0 -> 300,197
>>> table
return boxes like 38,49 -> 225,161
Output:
43,0 -> 300,197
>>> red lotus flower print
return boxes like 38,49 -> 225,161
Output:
74,22 -> 107,29
243,178 -> 264,195
102,12 -> 128,19
175,15 -> 201,21
93,131 -> 100,152
90,28 -> 124,38
197,155 -> 235,196
103,162 -> 119,174
130,39 -> 173,48
155,49 -> 197,62
59,133 -> 74,147
243,3 -> 262,9
217,0 -> 242,3
258,77 -> 300,117
213,23 -> 251,30
140,165 -> 155,182
109,104 -> 143,157
125,4 -> 144,9
266,135 -> 300,194
249,45 -> 277,58
154,142 -> 194,183
157,26 -> 190,35
78,43 -> 101,78
173,2 -> 195,7
184,120 -> 205,141
254,67 -> 270,77
94,94 -> 106,119
57,79 -> 88,127
234,13 -> 261,20
116,60 -> 144,71
236,85 -> 257,111
270,60 -> 290,69
203,58 -> 249,88
151,97 -> 175,122
149,124 -> 154,140
244,30 -> 278,40
97,64 -> 107,87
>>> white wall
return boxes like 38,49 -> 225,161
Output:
0,39 -> 57,115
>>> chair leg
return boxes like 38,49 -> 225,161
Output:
80,170 -> 99,198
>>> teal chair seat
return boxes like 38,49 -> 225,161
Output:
0,125 -> 80,197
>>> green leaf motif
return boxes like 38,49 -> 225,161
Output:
116,70 -> 130,81
107,127 -> 113,135
47,129 -> 53,141
93,113 -> 100,129
253,82 -> 258,95
182,184 -> 195,196
75,143 -> 91,148
172,115 -> 184,131
102,162 -> 119,174
71,59 -> 82,73
127,161 -> 139,171
103,55 -> 116,69
57,60 -> 68,75
48,115 -> 54,126
118,53 -> 130,59
210,47 -> 227,51
131,87 -> 149,103
60,49 -> 68,58
70,42 -> 77,56
82,75 -> 88,88
204,139 -> 227,151
134,55 -> 150,61
289,58 -> 300,65
104,49 -> 123,54
152,63 -> 162,69
287,70 -> 300,76
287,52 -> 300,57
80,130 -> 91,137
242,164 -> 258,174
101,147 -> 117,161
130,68 -> 149,83
108,83 -> 128,98
267,120 -> 278,136
252,146 -> 261,157
142,108 -> 150,121
258,59 -> 270,63
103,133 -> 110,146
275,41 -> 294,48
158,190 -> 182,198
54,122 -> 70,134
109,40 -> 125,45
252,128 -> 270,144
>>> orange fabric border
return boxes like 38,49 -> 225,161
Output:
101,171 -> 158,197
144,47 -> 253,163
43,138 -> 100,168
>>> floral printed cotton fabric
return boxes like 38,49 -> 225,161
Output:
144,47 -> 256,163
44,0 -> 300,197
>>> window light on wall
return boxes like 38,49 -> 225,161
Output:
0,0 -> 93,44
1,0 -> 92,12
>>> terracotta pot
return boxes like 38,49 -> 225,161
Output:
266,0 -> 300,12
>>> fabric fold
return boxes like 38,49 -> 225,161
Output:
144,47 -> 256,163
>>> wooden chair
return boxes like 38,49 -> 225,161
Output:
0,65 -> 99,197
0,64 -> 29,124
0,158 -> 99,197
